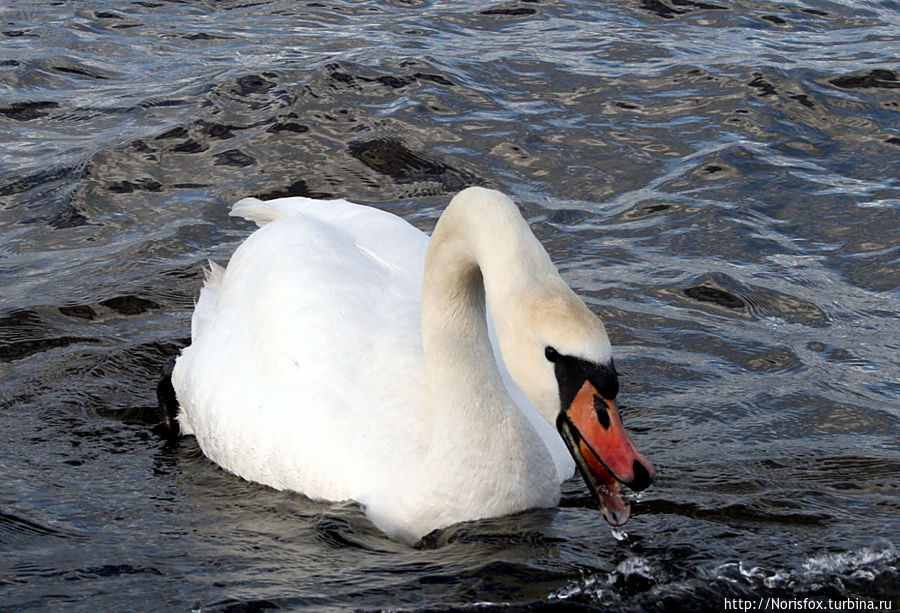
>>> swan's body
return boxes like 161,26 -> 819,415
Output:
172,187 -> 653,543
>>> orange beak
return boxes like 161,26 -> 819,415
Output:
557,379 -> 654,526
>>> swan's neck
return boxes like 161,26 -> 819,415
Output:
422,189 -> 551,417
416,188 -> 557,526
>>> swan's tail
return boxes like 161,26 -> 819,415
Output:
231,195 -> 356,228
230,197 -> 287,227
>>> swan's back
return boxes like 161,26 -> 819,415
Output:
231,196 -> 426,279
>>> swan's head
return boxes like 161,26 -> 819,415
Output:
496,283 -> 655,526
428,186 -> 654,525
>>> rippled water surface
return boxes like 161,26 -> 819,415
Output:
2,0 -> 899,610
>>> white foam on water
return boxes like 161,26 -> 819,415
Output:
801,542 -> 897,579
549,572 -> 602,601
610,555 -> 656,584
710,541 -> 897,591
549,555 -> 658,603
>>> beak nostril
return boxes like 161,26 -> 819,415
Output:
592,394 -> 611,429
629,460 -> 652,492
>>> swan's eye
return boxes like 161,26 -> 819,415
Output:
545,346 -> 560,362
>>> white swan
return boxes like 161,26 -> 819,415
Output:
171,187 -> 654,543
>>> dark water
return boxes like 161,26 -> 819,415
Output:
1,0 -> 899,610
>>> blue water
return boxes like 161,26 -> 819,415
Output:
1,0 -> 898,610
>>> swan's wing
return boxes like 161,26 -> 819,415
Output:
189,259 -> 224,343
174,201 -> 429,503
